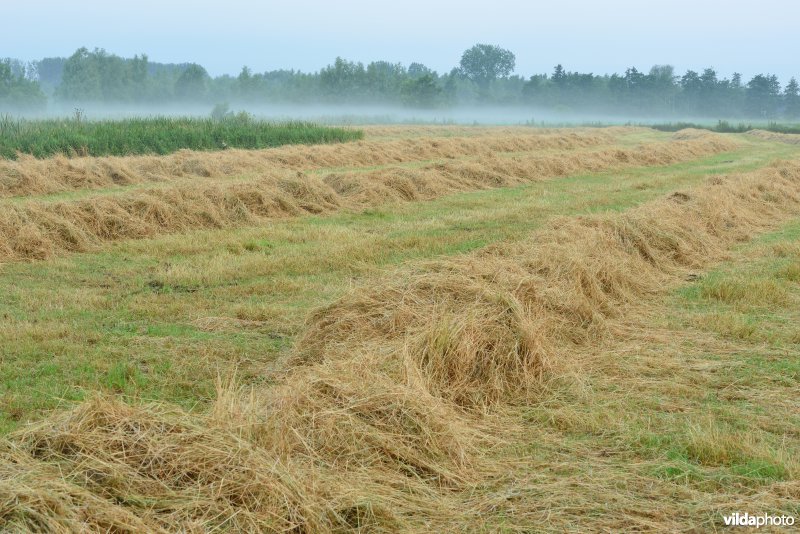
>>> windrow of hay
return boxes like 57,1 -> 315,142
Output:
746,129 -> 800,145
671,127 -> 720,140
0,137 -> 737,262
0,129 -> 620,198
3,161 -> 800,532
296,162 -> 800,407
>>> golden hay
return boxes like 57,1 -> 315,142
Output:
3,160 -> 800,532
0,137 -> 736,262
0,129 -> 618,198
297,163 -> 800,407
672,128 -> 718,140
745,129 -> 800,145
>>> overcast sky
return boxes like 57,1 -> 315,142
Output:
4,0 -> 798,81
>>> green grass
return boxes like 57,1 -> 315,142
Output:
0,115 -> 363,159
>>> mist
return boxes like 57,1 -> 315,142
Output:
3,101 -> 765,129
2,1 -> 799,125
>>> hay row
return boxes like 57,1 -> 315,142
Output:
746,129 -> 800,145
0,129 -> 621,198
0,137 -> 736,262
3,161 -> 800,532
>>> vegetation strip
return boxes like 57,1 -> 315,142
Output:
3,161 -> 800,532
0,116 -> 363,160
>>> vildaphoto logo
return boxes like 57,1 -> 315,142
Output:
722,512 -> 795,528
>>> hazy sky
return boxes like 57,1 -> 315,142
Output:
5,0 -> 799,81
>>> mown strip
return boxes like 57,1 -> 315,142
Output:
0,128 -> 618,198
0,136 -> 736,262
3,161 -> 800,532
0,147 -> 762,435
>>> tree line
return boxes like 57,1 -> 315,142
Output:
2,45 -> 800,119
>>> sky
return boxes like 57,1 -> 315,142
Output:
4,0 -> 799,81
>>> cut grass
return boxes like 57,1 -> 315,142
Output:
0,115 -> 363,159
0,144 -> 778,430
0,128 -> 799,531
3,155 -> 800,531
0,135 -> 737,262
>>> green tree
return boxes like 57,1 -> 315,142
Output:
746,74 -> 781,118
174,64 -> 209,100
401,74 -> 442,107
784,77 -> 800,118
237,66 -> 260,100
0,59 -> 46,111
458,44 -> 515,99
56,47 -> 102,101
320,57 -> 366,101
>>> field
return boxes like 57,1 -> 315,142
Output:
0,125 -> 799,532
0,116 -> 363,159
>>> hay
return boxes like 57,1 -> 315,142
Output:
0,136 -> 737,262
0,129 -> 618,198
745,129 -> 800,145
297,163 -> 800,407
4,160 -> 800,531
672,128 -> 717,140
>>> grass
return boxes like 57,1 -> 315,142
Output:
0,114 -> 363,159
0,126 -> 798,531
0,146 -> 767,430
0,131 -> 795,429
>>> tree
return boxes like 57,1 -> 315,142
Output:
237,66 -> 260,100
56,47 -> 102,101
0,59 -> 46,111
174,64 -> 209,100
408,62 -> 433,78
746,74 -> 781,118
319,57 -> 366,100
784,78 -> 800,118
458,44 -> 515,98
401,74 -> 442,108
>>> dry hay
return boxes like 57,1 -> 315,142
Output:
0,136 -> 737,262
0,129 -> 619,199
296,163 -> 800,407
672,128 -> 719,140
746,129 -> 800,145
3,159 -> 800,531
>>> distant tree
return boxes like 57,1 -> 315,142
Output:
648,65 -> 678,112
56,47 -> 102,101
237,66 -> 260,100
746,74 -> 781,118
174,64 -> 209,100
458,44 -> 515,99
698,67 -> 720,114
130,54 -> 148,97
731,72 -> 743,89
0,59 -> 46,111
408,62 -> 434,78
784,78 -> 800,118
551,64 -> 566,87
320,57 -> 366,100
401,74 -> 442,107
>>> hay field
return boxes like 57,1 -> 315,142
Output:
0,126 -> 799,532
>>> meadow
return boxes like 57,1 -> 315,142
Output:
0,124 -> 798,532
0,115 -> 363,159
